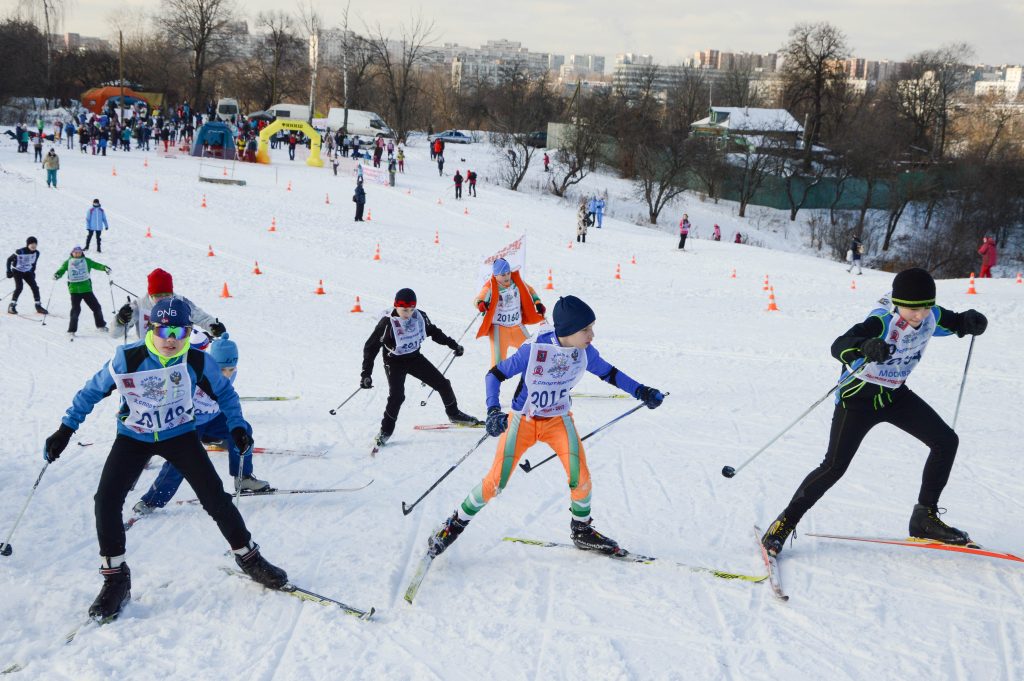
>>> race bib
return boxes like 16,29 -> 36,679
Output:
111,363 -> 195,434
68,258 -> 90,283
494,286 -> 522,327
859,313 -> 936,389
14,253 -> 36,272
521,343 -> 588,417
192,386 -> 219,417
390,311 -> 426,356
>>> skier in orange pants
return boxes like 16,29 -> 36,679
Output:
474,258 -> 545,366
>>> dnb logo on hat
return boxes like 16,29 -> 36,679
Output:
150,298 -> 192,326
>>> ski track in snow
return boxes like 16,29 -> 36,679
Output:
2,131 -> 1023,680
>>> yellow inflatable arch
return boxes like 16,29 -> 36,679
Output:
256,119 -> 323,167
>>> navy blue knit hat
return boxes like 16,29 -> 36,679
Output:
150,297 -> 192,326
553,296 -> 596,337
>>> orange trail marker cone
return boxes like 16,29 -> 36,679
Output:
373,244 -> 381,261
434,230 -> 440,245
145,227 -> 152,238
505,220 -> 510,230
253,261 -> 262,275
366,209 -> 372,221
153,180 -> 159,192
111,166 -> 117,176
405,189 -> 412,195
850,279 -> 857,290
730,268 -> 736,279
966,273 -> 978,294
201,194 -> 207,208
144,158 -> 148,168
350,296 -> 364,313
220,282 -> 232,299
286,180 -> 292,192
207,245 -> 216,257
325,193 -> 331,205
222,167 -> 228,177
544,269 -> 555,291
268,217 -> 277,232
767,286 -> 779,312
464,207 -> 469,215
437,197 -> 443,205
762,274 -> 770,291
614,264 -> 622,280
630,255 -> 637,265
1017,272 -> 1023,284
567,241 -> 573,250
314,279 -> 326,295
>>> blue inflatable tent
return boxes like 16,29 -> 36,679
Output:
191,121 -> 237,159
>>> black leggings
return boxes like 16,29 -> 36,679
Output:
95,432 -> 251,557
69,291 -> 106,332
381,353 -> 458,435
782,387 -> 959,524
678,234 -> 687,249
85,230 -> 102,251
11,272 -> 40,303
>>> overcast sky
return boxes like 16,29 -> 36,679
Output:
20,0 -> 1024,67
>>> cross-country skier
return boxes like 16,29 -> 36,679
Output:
761,268 -> 989,556
133,331 -> 271,516
42,298 -> 287,620
6,236 -> 47,315
426,295 -> 665,557
84,199 -> 109,253
474,258 -> 545,366
361,288 -> 481,448
53,245 -> 109,338
110,267 -> 225,340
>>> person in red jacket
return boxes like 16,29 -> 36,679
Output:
978,236 -> 998,278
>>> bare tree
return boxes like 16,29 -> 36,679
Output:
252,11 -> 303,111
781,22 -> 850,170
718,67 -> 764,109
157,0 -> 236,104
363,14 -> 436,141
17,0 -> 65,103
688,137 -> 730,202
730,141 -> 781,218
664,66 -> 707,138
488,63 -> 557,190
634,131 -> 692,224
548,89 -> 609,197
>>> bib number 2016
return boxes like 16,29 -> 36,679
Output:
530,388 -> 568,409
135,405 -> 187,430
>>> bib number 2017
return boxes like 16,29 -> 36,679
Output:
135,405 -> 187,430
530,388 -> 568,409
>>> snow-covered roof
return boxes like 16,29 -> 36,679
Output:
694,107 -> 803,133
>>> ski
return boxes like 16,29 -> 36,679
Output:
239,396 -> 300,402
220,567 -> 374,620
204,445 -> 328,459
754,525 -> 789,601
403,551 -> 436,604
413,423 -> 485,431
502,537 -> 767,583
65,613 -> 119,644
807,533 -> 1024,563
570,392 -> 628,399
1,663 -> 23,675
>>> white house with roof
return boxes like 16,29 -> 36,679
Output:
690,107 -> 803,150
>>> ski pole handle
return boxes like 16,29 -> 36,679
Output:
401,433 -> 489,516
329,387 -> 362,415
0,462 -> 50,557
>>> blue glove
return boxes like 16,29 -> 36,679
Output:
485,407 -> 508,437
634,385 -> 664,409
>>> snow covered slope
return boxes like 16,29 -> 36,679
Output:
1,136 -> 1022,680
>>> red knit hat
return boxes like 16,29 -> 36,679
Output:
147,268 -> 174,296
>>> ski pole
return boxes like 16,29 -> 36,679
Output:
420,311 -> 481,387
401,433 -> 490,516
329,387 -> 362,415
721,365 -> 867,479
233,444 -> 252,508
40,280 -> 57,326
122,296 -> 130,345
107,273 -> 117,316
109,280 -> 139,298
420,353 -> 458,407
519,393 -> 671,473
951,336 -> 975,430
0,462 -> 49,557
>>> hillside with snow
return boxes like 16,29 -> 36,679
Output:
0,132 -> 1022,680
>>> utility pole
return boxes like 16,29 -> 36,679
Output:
308,30 -> 319,125
119,30 -> 125,124
341,0 -> 351,134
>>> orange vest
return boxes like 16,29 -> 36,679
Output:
475,272 -> 543,338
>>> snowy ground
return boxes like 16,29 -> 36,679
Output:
1,134 -> 1022,680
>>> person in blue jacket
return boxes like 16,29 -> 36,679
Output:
133,331 -> 271,515
42,298 -> 287,621
84,198 -> 109,253
426,295 -> 666,559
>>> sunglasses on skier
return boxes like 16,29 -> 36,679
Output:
151,324 -> 192,340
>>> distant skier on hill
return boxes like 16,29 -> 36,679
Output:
6,236 -> 47,315
474,257 -> 545,367
761,268 -> 989,557
53,245 -> 110,338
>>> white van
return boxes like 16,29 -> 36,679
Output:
269,103 -> 311,121
325,108 -> 394,138
216,98 -> 239,121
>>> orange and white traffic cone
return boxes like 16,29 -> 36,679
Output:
505,220 -> 511,230
268,217 -> 277,232
144,158 -> 148,168
851,279 -> 857,290
111,166 -> 117,177
767,286 -> 780,312
350,296 -> 364,313
220,282 -> 232,299
201,194 -> 207,208
373,243 -> 381,261
614,264 -> 622,280
762,274 -> 770,291
325,193 -> 331,205
286,180 -> 292,192
253,261 -> 262,275
366,209 -> 372,221
222,167 -> 228,177
463,207 -> 469,215
730,268 -> 736,279
966,273 -> 978,294
434,230 -> 440,245
145,227 -> 152,238
207,245 -> 215,257
567,241 -> 573,250
1017,272 -> 1023,284
314,279 -> 326,295
630,255 -> 637,265
544,269 -> 555,290
153,180 -> 159,192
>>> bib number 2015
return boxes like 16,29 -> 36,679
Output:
530,388 -> 568,409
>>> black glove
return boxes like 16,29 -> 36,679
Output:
452,344 -> 465,357
231,427 -> 253,455
360,375 -> 373,389
44,424 -> 74,462
116,303 -> 133,324
859,337 -> 893,363
6,271 -> 12,279
485,406 -> 508,437
634,385 -> 665,409
535,302 -> 546,315
209,319 -> 227,337
959,309 -> 987,337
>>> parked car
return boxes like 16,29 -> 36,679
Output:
428,130 -> 473,144
525,131 -> 547,148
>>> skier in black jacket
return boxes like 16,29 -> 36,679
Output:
761,268 -> 988,556
361,288 -> 481,448
6,236 -> 47,314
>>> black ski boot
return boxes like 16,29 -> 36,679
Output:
7,303 -> 16,315
429,511 -> 469,557
34,303 -> 48,314
447,409 -> 482,426
761,514 -> 796,556
234,543 -> 288,589
88,561 -> 131,620
374,430 -> 391,448
570,518 -> 620,554
909,504 -> 971,545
